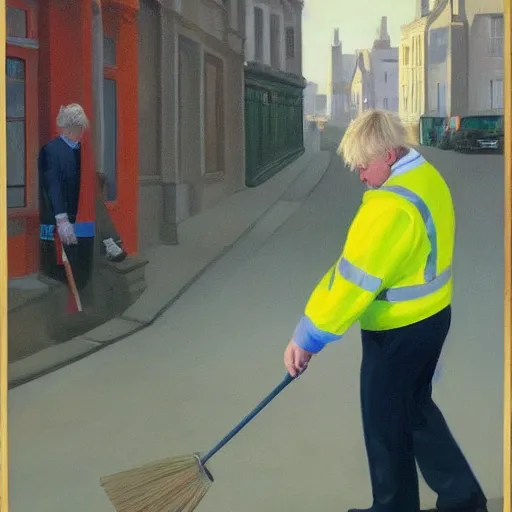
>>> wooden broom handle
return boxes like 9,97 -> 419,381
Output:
62,247 -> 83,312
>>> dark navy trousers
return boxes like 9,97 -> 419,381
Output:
360,306 -> 487,512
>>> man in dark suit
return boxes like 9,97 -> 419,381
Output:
39,104 -> 90,292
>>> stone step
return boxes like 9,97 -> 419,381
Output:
8,275 -> 61,362
8,275 -> 51,312
7,255 -> 148,366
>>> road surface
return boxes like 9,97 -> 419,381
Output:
9,148 -> 504,511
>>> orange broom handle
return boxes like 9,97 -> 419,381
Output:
62,247 -> 83,312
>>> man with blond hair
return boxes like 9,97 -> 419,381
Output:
284,110 -> 487,512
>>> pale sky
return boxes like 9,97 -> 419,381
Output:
302,0 -> 416,93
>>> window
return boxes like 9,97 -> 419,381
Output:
237,0 -> 244,34
103,36 -> 118,201
437,83 -> 441,113
490,79 -> 504,109
384,71 -> 388,83
270,13 -> 281,69
402,85 -> 408,111
403,46 -> 410,66
204,54 -> 225,174
7,2 -> 37,43
223,0 -> 231,23
6,1 -> 38,211
6,57 -> 26,208
104,36 -> 116,67
411,80 -> 415,113
286,27 -> 295,59
222,0 -> 237,30
254,7 -> 263,62
7,7 -> 27,38
489,15 -> 504,57
417,80 -> 421,112
383,97 -> 389,109
229,0 -> 240,31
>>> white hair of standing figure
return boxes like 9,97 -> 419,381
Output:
338,109 -> 411,171
56,103 -> 89,130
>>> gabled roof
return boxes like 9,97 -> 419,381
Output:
401,0 -> 450,34
356,49 -> 371,71
350,49 -> 371,84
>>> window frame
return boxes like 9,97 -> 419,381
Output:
490,78 -> 504,110
286,27 -> 295,60
489,15 -> 504,58
403,45 -> 410,66
6,43 -> 38,214
254,6 -> 264,62
7,0 -> 38,42
402,84 -> 408,112
269,12 -> 281,69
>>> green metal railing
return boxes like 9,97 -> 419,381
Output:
244,64 -> 305,187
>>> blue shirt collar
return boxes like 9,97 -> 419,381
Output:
60,135 -> 80,150
389,148 -> 425,178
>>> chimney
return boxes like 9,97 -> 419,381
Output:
379,16 -> 390,42
372,16 -> 391,49
333,28 -> 340,46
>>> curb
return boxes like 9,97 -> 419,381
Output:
9,151 -> 333,389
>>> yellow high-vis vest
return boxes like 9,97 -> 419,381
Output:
293,149 -> 455,354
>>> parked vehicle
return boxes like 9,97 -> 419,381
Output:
419,116 -> 447,148
451,114 -> 504,153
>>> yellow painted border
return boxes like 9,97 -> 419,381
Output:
0,4 -> 510,512
0,0 -> 8,510
505,1 -> 511,511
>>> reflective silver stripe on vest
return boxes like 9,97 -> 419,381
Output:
375,185 -> 451,302
376,266 -> 451,302
338,257 -> 382,292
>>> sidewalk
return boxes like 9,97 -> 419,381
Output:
8,148 -> 332,388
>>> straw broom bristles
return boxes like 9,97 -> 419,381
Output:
100,454 -> 212,512
100,374 -> 297,511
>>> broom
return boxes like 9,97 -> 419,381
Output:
61,246 -> 83,312
100,372 -> 297,511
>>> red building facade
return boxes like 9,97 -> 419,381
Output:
6,0 -> 139,278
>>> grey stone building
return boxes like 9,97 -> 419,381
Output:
137,0 -> 247,251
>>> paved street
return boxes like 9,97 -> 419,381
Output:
8,147 -> 504,511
